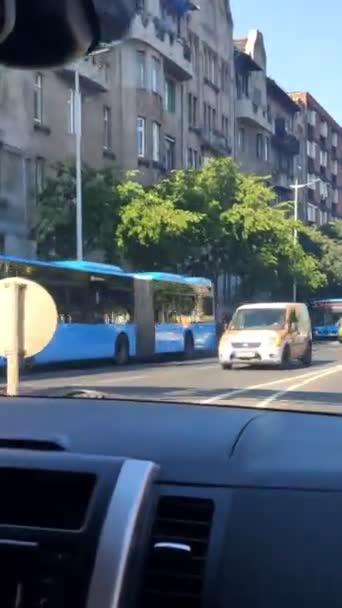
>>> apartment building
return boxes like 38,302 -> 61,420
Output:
234,31 -> 301,203
289,91 -> 342,225
0,55 -> 117,257
234,31 -> 272,176
0,0 -> 235,256
266,78 -> 300,203
124,0 -> 235,182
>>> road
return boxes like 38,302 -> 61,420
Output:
3,341 -> 342,413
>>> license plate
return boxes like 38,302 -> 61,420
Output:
237,351 -> 255,359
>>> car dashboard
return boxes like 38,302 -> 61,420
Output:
0,396 -> 340,608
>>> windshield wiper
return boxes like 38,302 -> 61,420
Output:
62,389 -> 109,399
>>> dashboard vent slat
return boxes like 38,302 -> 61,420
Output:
140,496 -> 214,608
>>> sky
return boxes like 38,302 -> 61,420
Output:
230,0 -> 342,124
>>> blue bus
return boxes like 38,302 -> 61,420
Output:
0,256 -> 216,365
310,298 -> 342,339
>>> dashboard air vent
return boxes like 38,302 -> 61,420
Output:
140,496 -> 214,608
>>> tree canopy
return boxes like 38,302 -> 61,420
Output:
36,157 -> 342,303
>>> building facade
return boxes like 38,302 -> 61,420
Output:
233,30 -> 301,202
234,31 -> 272,177
289,91 -> 342,224
0,0 -> 236,256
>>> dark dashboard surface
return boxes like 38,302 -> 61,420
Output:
0,397 -> 341,487
1,397 -> 342,608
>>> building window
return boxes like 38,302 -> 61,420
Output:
137,116 -> 145,157
152,121 -> 160,162
136,51 -> 146,88
165,136 -> 175,170
221,116 -> 229,139
307,203 -> 316,223
34,73 -> 43,123
238,127 -> 245,152
203,44 -> 218,85
187,148 -> 199,169
67,89 -> 82,136
164,79 -> 176,112
212,108 -> 216,130
256,133 -> 263,159
152,57 -> 160,93
188,93 -> 197,127
264,136 -> 270,161
35,157 -> 45,196
103,106 -> 112,150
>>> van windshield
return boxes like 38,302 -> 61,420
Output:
231,308 -> 286,330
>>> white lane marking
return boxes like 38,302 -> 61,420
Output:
165,389 -> 195,396
201,366 -> 338,405
257,364 -> 342,409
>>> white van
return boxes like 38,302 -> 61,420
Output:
218,302 -> 312,369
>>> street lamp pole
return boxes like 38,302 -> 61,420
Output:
290,177 -> 320,303
74,44 -> 117,261
75,65 -> 83,261
292,178 -> 299,303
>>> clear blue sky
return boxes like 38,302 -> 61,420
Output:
231,0 -> 342,124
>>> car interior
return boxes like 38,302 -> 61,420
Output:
0,1 -> 339,607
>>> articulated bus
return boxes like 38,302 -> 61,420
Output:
310,298 -> 342,339
0,256 -> 217,365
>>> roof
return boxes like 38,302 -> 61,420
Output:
267,78 -> 300,114
312,299 -> 342,304
237,303 -> 301,310
0,254 -> 55,269
288,91 -> 342,132
52,260 -> 124,274
0,256 -> 211,286
132,271 -> 211,287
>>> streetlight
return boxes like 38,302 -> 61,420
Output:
290,177 -> 320,302
75,44 -> 118,260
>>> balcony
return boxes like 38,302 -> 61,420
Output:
272,171 -> 293,191
235,95 -> 271,132
129,14 -> 193,81
272,120 -> 300,156
194,127 -> 231,156
58,56 -> 109,92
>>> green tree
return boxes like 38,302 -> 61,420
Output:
116,158 -> 326,299
36,161 -> 123,261
116,180 -> 202,270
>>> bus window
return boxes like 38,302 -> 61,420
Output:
65,285 -> 88,322
200,296 -> 214,320
89,281 -> 133,324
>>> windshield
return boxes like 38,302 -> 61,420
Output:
1,0 -> 342,415
231,308 -> 286,330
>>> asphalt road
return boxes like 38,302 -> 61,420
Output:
3,341 -> 342,413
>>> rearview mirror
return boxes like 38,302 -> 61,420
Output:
0,0 -> 137,68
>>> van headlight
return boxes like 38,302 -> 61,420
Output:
266,335 -> 282,347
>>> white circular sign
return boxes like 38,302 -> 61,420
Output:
0,277 -> 58,358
